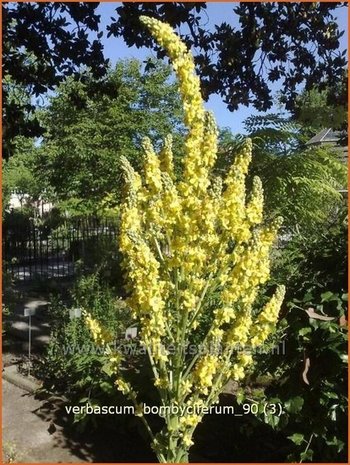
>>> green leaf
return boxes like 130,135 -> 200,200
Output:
285,396 -> 304,414
299,327 -> 312,337
324,391 -> 339,399
321,291 -> 337,302
300,449 -> 313,461
325,436 -> 345,452
101,362 -> 114,377
264,412 -> 280,429
288,433 -> 305,445
236,389 -> 245,404
302,292 -> 314,302
99,381 -> 113,394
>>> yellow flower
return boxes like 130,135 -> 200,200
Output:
135,404 -> 144,417
180,414 -> 201,428
246,176 -> 264,225
180,379 -> 193,396
250,285 -> 286,347
226,313 -> 253,346
193,355 -> 219,394
154,377 -> 169,389
159,134 -> 174,176
140,15 -> 207,197
182,433 -> 194,448
214,307 -> 235,325
142,137 -> 163,194
232,364 -> 245,381
220,140 -> 253,244
181,289 -> 197,310
210,327 -> 224,339
85,314 -> 113,346
239,352 -> 253,366
114,19 -> 285,461
115,378 -> 131,395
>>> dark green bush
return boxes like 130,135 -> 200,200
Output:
248,209 -> 348,462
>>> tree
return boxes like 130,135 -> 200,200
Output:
292,75 -> 348,135
109,2 -> 347,111
2,136 -> 42,213
35,59 -> 185,215
216,112 -> 347,234
2,1 -> 109,157
5,2 -> 346,158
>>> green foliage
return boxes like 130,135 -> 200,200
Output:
34,274 -> 132,430
244,113 -> 306,152
46,217 -> 123,287
272,207 -> 347,296
2,136 -> 43,213
3,2 -> 108,157
35,59 -> 185,213
293,80 -> 347,134
255,290 -> 348,462
2,269 -> 24,337
75,235 -> 123,287
250,212 -> 348,462
2,76 -> 43,160
112,2 -> 346,112
251,146 -> 346,232
214,130 -> 245,176
217,86 -> 347,235
3,208 -> 33,236
217,112 -> 347,233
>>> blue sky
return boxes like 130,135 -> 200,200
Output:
94,2 -> 348,134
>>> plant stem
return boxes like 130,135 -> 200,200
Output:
188,278 -> 211,328
299,433 -> 314,463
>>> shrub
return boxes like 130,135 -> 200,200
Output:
34,273 -> 133,430
250,211 -> 348,462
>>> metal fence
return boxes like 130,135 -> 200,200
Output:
2,218 -> 118,281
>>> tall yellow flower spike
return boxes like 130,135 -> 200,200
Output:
85,16 -> 285,464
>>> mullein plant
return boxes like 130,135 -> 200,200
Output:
86,16 -> 285,463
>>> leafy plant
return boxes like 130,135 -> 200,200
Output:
35,59 -> 186,213
34,273 -> 133,430
249,211 -> 348,462
251,290 -> 348,462
217,113 -> 347,234
271,206 -> 347,297
252,118 -> 346,230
